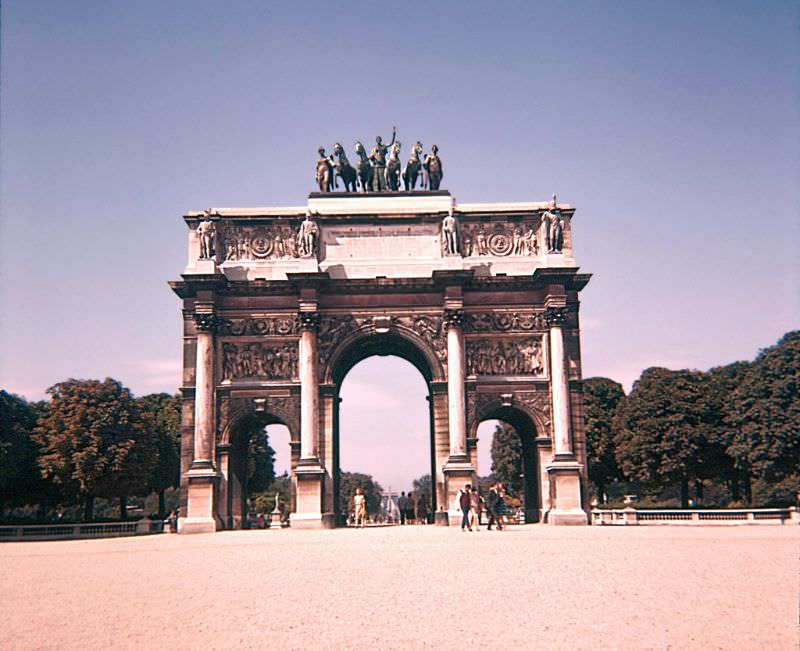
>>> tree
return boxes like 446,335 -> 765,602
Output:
583,377 -> 626,503
412,474 -> 433,503
138,393 -> 181,518
490,422 -> 523,497
33,378 -> 157,521
0,391 -> 44,513
247,428 -> 276,495
726,331 -> 800,501
338,471 -> 383,517
704,362 -> 750,502
613,368 -> 710,507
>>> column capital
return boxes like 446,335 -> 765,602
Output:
545,305 -> 568,327
443,308 -> 465,329
193,311 -> 218,333
298,311 -> 320,331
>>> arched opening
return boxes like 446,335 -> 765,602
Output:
224,412 -> 292,529
331,332 -> 438,525
474,407 -> 542,523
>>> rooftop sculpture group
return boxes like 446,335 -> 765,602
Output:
315,128 -> 443,193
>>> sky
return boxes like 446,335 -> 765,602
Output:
2,1 -> 798,490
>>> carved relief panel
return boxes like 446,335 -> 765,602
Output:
222,342 -> 299,381
220,224 -> 302,261
461,221 -> 539,257
466,336 -> 545,377
218,316 -> 299,336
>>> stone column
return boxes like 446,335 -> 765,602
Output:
291,310 -> 327,529
546,305 -> 573,458
191,310 -> 217,468
181,308 -> 220,534
544,302 -> 587,524
298,311 -> 320,461
444,308 -> 467,458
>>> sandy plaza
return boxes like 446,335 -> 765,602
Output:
1,524 -> 797,650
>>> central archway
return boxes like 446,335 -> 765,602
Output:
337,355 -> 431,523
325,328 -> 447,525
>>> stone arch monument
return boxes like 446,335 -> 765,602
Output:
170,190 -> 591,532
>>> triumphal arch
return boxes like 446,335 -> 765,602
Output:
171,156 -> 591,532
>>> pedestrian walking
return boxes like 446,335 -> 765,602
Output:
486,481 -> 503,531
458,483 -> 472,531
469,486 -> 481,531
354,488 -> 367,528
398,492 -> 408,525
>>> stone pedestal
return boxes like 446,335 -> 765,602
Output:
546,458 -> 587,525
289,463 -> 326,529
180,469 -> 219,533
443,459 -> 474,525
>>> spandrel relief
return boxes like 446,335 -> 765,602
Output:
222,342 -> 299,381
466,337 -> 545,377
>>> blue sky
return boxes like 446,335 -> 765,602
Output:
2,1 -> 797,489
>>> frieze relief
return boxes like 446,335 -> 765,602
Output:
222,342 -> 299,381
221,224 -> 305,261
463,311 -> 546,333
461,222 -> 539,257
466,337 -> 545,377
218,316 -> 299,336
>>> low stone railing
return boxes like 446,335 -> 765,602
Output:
0,519 -> 165,541
591,507 -> 799,526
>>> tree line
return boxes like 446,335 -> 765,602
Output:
584,331 -> 798,507
1,379 -> 183,521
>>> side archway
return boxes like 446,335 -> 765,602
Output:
472,400 -> 546,523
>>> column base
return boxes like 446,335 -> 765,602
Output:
177,517 -> 218,534
182,466 -> 220,533
547,509 -> 589,525
289,513 -> 324,529
546,457 -> 587,526
434,510 -> 450,526
294,461 -> 326,522
443,459 -> 475,513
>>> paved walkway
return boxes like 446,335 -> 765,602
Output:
1,525 -> 797,650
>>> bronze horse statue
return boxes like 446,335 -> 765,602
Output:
355,141 -> 372,193
385,141 -> 402,191
332,143 -> 357,192
402,141 -> 423,190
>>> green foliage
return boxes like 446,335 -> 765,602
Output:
583,377 -> 626,501
32,378 -> 158,519
411,474 -> 433,502
338,471 -> 383,515
246,428 -> 276,495
252,472 -> 291,514
0,391 -> 44,507
137,393 -> 181,495
613,368 -> 712,506
490,422 -> 522,497
725,331 -> 800,485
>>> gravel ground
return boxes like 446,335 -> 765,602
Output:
1,524 -> 797,650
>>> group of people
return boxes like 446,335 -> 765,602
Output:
397,491 -> 430,525
457,481 -> 508,532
